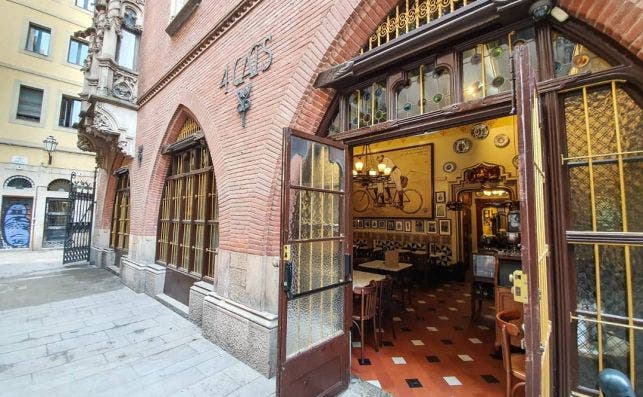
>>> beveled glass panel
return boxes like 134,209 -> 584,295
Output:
576,318 -> 600,390
552,32 -> 611,78
397,68 -> 421,119
288,190 -> 342,240
289,240 -> 344,295
286,285 -> 344,358
598,245 -> 627,317
289,136 -> 344,191
423,66 -> 452,112
573,243 -> 596,312
568,166 -> 592,231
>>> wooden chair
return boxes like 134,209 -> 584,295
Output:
496,310 -> 526,397
352,281 -> 379,361
376,276 -> 396,346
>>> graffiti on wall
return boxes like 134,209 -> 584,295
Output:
1,199 -> 32,249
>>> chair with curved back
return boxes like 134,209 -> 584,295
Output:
496,310 -> 526,397
352,281 -> 379,362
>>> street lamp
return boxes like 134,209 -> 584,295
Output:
43,135 -> 58,165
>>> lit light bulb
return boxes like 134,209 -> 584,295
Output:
377,162 -> 386,173
354,159 -> 364,172
368,169 -> 377,177
352,169 -> 358,176
483,190 -> 492,196
384,167 -> 392,176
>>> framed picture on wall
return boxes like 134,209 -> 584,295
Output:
395,220 -> 403,231
415,220 -> 424,232
371,219 -> 378,229
364,219 -> 371,228
435,191 -> 446,203
439,219 -> 451,235
378,220 -> 386,229
435,203 -> 447,218
387,220 -> 395,230
426,220 -> 437,234
357,219 -> 363,229
404,220 -> 412,232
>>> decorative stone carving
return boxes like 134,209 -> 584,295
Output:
93,111 -> 114,133
77,134 -> 96,152
112,71 -> 137,102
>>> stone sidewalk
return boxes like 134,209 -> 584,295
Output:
0,251 -> 275,397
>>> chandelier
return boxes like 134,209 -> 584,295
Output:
352,144 -> 391,185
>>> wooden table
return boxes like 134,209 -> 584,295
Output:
357,260 -> 413,273
353,270 -> 385,289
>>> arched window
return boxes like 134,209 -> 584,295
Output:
110,171 -> 130,251
156,118 -> 219,281
47,179 -> 70,192
4,176 -> 33,189
116,8 -> 140,70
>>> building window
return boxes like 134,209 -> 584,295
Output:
4,176 -> 33,189
16,85 -> 44,122
396,64 -> 452,119
116,29 -> 139,70
67,38 -> 88,66
123,8 -> 138,28
170,0 -> 188,18
75,0 -> 94,10
59,96 -> 81,128
156,119 -> 219,280
110,172 -> 130,252
347,80 -> 388,130
47,179 -> 70,192
25,23 -> 51,56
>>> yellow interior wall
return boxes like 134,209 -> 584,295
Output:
352,115 -> 519,259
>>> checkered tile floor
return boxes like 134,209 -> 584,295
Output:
351,281 -> 515,397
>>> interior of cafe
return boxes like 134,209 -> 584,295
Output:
349,115 -> 525,396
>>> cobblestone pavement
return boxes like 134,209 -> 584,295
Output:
0,251 -> 275,397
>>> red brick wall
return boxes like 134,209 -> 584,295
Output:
559,0 -> 643,60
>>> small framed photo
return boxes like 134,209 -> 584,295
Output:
364,219 -> 371,228
426,220 -> 437,234
404,220 -> 412,232
395,220 -> 403,231
415,220 -> 424,232
371,219 -> 378,229
378,220 -> 386,229
357,219 -> 363,229
483,209 -> 491,219
508,210 -> 521,233
435,203 -> 447,218
435,191 -> 446,203
387,220 -> 395,230
439,219 -> 451,235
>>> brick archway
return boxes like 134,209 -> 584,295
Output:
559,0 -> 643,60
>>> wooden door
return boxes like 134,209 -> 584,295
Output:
277,128 -> 351,397
515,45 -> 553,396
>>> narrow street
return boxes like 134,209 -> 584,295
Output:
0,251 -> 275,397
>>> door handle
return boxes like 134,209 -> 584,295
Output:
284,261 -> 294,300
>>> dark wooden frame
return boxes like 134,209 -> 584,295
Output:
109,169 -> 130,253
311,7 -> 643,397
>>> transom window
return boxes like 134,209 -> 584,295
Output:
5,176 -> 33,189
47,179 -> 70,192
396,64 -> 451,118
110,172 -> 130,252
25,23 -> 51,56
156,119 -> 219,280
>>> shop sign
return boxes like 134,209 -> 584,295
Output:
219,35 -> 273,128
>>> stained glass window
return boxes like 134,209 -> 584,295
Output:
552,32 -> 611,77
348,80 -> 387,130
397,65 -> 451,119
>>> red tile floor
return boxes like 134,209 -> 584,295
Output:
351,281 -> 516,397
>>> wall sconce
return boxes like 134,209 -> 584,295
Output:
137,145 -> 143,165
42,135 -> 58,165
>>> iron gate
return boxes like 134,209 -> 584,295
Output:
63,171 -> 96,264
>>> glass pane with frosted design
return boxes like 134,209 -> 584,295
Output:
598,245 -> 627,317
290,136 -> 344,190
289,241 -> 344,295
586,87 -> 618,157
289,190 -> 342,240
576,319 -> 599,390
396,68 -> 421,119
616,87 -> 643,155
286,285 -> 344,358
593,164 -> 623,232
602,324 -> 630,381
573,243 -> 596,312
563,92 -> 588,159
568,166 -> 592,231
